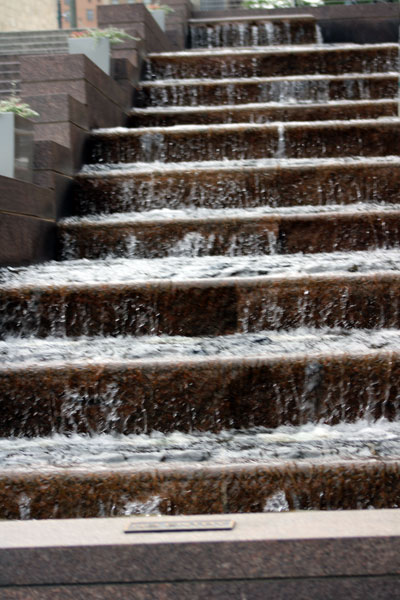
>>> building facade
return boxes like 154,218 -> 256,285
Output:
60,0 -> 139,29
0,0 -> 59,31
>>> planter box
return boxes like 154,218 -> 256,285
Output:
149,9 -> 166,31
0,113 -> 34,183
68,37 -> 110,75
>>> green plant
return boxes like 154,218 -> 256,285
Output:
70,27 -> 139,44
147,3 -> 175,14
0,96 -> 39,119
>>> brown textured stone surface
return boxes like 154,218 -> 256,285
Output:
0,213 -> 56,268
58,211 -> 400,260
88,120 -> 400,164
2,273 -> 400,337
1,577 -> 399,599
0,461 -> 399,519
98,3 -> 175,54
139,74 -> 397,107
146,45 -> 398,80
129,100 -> 397,127
0,351 -> 399,435
74,162 -> 400,215
0,175 -> 55,220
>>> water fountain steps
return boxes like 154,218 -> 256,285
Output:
74,158 -> 400,215
0,460 -> 399,519
1,348 -> 399,436
189,14 -> 319,48
88,118 -> 400,164
3,269 -> 400,337
2,14 -> 400,521
146,44 -> 398,80
58,208 -> 400,260
139,73 -> 398,106
129,99 -> 398,127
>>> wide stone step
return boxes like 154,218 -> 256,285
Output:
146,44 -> 398,80
0,80 -> 19,92
88,119 -> 400,164
129,99 -> 398,127
74,157 -> 400,216
0,459 -> 399,519
0,61 -> 19,73
2,254 -> 400,336
189,15 -> 318,48
0,70 -> 20,82
1,329 -> 400,435
58,206 -> 400,260
1,417 -> 399,467
140,73 -> 397,107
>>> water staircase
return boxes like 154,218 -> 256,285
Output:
1,14 -> 400,518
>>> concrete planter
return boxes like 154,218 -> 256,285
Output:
149,9 -> 166,31
68,37 -> 110,75
0,113 -> 34,183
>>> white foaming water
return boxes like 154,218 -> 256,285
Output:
1,250 -> 400,287
1,419 -> 400,470
148,43 -> 398,58
61,204 -> 400,226
2,328 -> 400,366
80,155 -> 400,178
92,117 -> 400,136
130,98 -> 396,115
141,73 -> 398,87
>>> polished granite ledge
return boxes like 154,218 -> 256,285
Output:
0,511 -> 399,599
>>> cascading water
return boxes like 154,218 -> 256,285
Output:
0,14 -> 400,519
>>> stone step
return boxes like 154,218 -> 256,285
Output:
189,15 -> 318,48
0,459 -> 399,519
146,44 -> 398,80
0,43 -> 68,55
1,416 -> 399,467
2,254 -> 400,337
1,330 -> 400,435
0,71 -> 20,81
0,88 -> 19,98
139,73 -> 398,107
58,206 -> 400,260
0,61 -> 19,73
129,99 -> 398,127
88,118 -> 400,165
0,29 -> 77,38
74,157 -> 400,216
0,80 -> 19,91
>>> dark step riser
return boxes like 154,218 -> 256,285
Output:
189,21 -> 317,48
130,102 -> 397,127
139,77 -> 397,107
89,123 -> 400,164
146,47 -> 398,80
1,354 -> 399,436
0,80 -> 19,91
2,275 -> 400,338
59,214 -> 400,260
0,462 -> 398,519
74,164 -> 400,216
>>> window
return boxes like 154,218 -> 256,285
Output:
86,9 -> 94,20
111,0 -> 119,4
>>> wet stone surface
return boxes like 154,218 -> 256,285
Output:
2,16 -> 400,519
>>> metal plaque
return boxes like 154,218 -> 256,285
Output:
125,519 -> 235,533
